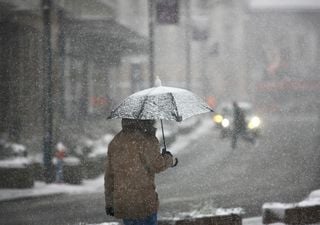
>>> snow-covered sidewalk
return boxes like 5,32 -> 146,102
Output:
0,118 -> 212,202
0,175 -> 105,202
82,217 -> 265,225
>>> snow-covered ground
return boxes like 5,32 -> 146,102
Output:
0,118 -> 212,202
83,217 -> 266,225
0,175 -> 105,201
0,117 -> 319,225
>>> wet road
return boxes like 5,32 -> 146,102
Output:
0,114 -> 319,225
157,114 -> 320,217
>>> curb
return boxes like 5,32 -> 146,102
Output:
0,192 -> 65,203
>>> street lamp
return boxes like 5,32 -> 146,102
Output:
185,0 -> 191,90
148,0 -> 155,88
42,0 -> 54,183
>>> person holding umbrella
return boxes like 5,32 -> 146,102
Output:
105,78 -> 213,224
104,118 -> 177,225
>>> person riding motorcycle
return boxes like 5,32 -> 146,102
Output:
231,101 -> 247,149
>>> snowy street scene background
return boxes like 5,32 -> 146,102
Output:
0,115 -> 319,225
0,0 -> 320,225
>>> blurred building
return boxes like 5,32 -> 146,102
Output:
1,0 -> 320,155
108,0 -> 320,114
0,0 -> 148,152
246,0 -> 320,113
117,0 -> 251,105
200,0 -> 249,103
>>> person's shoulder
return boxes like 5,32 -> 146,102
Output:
108,131 -> 123,146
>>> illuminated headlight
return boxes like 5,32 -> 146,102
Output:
213,114 -> 223,123
248,116 -> 261,129
221,118 -> 230,128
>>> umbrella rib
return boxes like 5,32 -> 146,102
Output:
137,89 -> 154,119
108,102 -> 124,119
136,87 -> 160,119
169,92 -> 181,121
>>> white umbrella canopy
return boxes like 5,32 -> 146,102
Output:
108,79 -> 214,150
108,85 -> 213,122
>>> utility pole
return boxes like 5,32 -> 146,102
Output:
185,0 -> 191,90
42,0 -> 54,183
148,0 -> 155,87
57,9 -> 66,118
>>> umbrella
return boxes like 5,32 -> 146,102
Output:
108,79 -> 213,149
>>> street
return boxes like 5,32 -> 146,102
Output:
0,114 -> 319,225
157,114 -> 320,216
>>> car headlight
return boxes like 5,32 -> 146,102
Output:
221,118 -> 230,128
248,116 -> 261,129
213,114 -> 223,123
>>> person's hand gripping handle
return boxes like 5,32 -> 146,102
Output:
162,148 -> 178,167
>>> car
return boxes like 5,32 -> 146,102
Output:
212,101 -> 262,139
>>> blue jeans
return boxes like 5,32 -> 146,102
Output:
123,213 -> 157,225
55,159 -> 64,182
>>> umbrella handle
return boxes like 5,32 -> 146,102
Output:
160,120 -> 167,150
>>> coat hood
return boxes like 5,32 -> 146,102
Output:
121,119 -> 156,136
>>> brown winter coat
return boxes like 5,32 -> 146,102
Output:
104,120 -> 173,219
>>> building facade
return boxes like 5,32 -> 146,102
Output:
0,0 -> 147,154
246,0 -> 320,113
